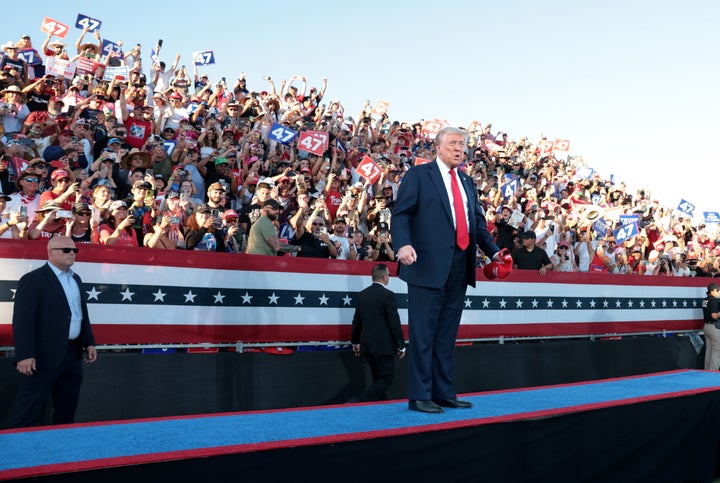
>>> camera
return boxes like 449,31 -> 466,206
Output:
56,210 -> 73,219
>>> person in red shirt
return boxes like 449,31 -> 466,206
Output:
98,200 -> 139,247
119,88 -> 156,149
322,172 -> 343,221
38,169 -> 80,211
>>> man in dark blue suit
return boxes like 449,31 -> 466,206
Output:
8,236 -> 97,428
350,264 -> 406,402
392,127 -> 502,414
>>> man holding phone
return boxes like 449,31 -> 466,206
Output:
125,179 -> 156,245
292,197 -> 338,258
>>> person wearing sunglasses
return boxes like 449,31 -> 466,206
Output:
7,236 -> 97,428
5,170 -> 43,223
65,202 -> 97,244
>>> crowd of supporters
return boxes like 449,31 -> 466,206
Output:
0,28 -> 718,276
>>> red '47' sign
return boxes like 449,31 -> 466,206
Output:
297,130 -> 329,156
356,156 -> 382,184
41,17 -> 70,38
421,119 -> 448,138
553,139 -> 570,151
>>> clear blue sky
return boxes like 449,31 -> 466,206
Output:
6,1 -> 719,218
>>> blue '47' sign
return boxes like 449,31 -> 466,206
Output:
193,51 -> 215,66
677,199 -> 695,216
268,123 -> 297,145
76,13 -> 102,32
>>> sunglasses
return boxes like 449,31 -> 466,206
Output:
312,222 -> 325,226
22,177 -> 40,183
51,247 -> 79,254
76,211 -> 92,216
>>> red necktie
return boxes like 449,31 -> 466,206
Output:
450,169 -> 469,250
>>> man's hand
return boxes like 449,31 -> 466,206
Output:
397,348 -> 406,359
397,244 -> 417,265
16,357 -> 36,376
352,344 -> 360,357
85,346 -> 97,363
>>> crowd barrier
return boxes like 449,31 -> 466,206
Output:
0,240 -> 707,347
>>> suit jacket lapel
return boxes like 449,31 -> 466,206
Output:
428,161 -> 453,223
41,263 -> 71,313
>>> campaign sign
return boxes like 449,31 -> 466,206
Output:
45,57 -> 77,79
267,123 -> 297,145
102,40 -> 123,58
163,141 -> 177,156
335,138 -> 347,155
576,166 -> 594,179
356,156 -> 382,184
41,17 -> 70,38
538,140 -> 554,156
76,57 -> 103,75
619,214 -> 640,226
17,49 -> 39,66
10,156 -> 28,178
614,223 -> 639,244
593,218 -> 608,238
103,65 -> 129,82
76,13 -> 102,32
483,139 -> 504,153
553,139 -> 571,152
372,100 -> 390,117
703,212 -> 720,224
193,51 -> 215,66
297,131 -> 328,156
508,210 -> 524,229
501,177 -> 519,200
676,199 -> 695,216
421,119 -> 447,138
414,157 -> 431,166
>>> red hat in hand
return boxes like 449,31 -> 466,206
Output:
484,248 -> 512,280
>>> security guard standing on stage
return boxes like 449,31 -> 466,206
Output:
702,282 -> 720,370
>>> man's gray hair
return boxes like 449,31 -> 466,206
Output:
435,127 -> 468,147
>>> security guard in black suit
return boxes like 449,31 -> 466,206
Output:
350,264 -> 405,402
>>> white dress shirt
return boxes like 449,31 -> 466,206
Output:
435,158 -> 468,230
48,263 -> 83,340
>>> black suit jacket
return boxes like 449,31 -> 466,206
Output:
12,263 -> 95,369
351,282 -> 405,355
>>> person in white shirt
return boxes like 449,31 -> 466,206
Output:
328,217 -> 351,260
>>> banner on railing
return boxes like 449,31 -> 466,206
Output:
0,241 -> 706,346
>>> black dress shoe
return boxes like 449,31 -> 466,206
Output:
408,400 -> 444,413
433,398 -> 473,409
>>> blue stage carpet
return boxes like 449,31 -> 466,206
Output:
3,369 -> 720,480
